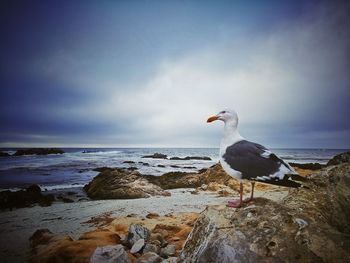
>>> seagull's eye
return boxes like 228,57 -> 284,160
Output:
221,111 -> 226,114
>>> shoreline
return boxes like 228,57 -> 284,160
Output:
0,188 -> 288,263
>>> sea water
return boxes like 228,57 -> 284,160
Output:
0,148 -> 347,191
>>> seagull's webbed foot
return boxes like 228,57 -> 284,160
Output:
227,199 -> 242,208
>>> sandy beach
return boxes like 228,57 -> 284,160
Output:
0,187 -> 287,262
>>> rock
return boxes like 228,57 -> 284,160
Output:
147,172 -> 201,190
161,257 -> 178,263
160,245 -> 176,258
84,169 -> 170,199
123,161 -> 136,164
200,184 -> 208,191
178,163 -> 350,263
127,224 -> 151,247
130,238 -> 145,254
169,156 -> 211,161
0,185 -> 54,210
13,148 -> 64,156
170,165 -> 181,168
30,228 -> 121,263
142,153 -> 168,159
127,167 -> 138,171
290,162 -> 325,170
146,213 -> 160,219
143,243 -> 161,254
0,151 -> 10,157
327,151 -> 350,166
136,252 -> 163,263
149,233 -> 168,248
62,197 -> 74,203
90,245 -> 130,263
93,167 -> 116,173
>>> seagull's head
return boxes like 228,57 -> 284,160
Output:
207,109 -> 238,126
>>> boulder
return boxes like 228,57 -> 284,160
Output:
90,245 -> 130,263
327,151 -> 350,166
0,185 -> 54,210
0,151 -> 10,157
84,169 -> 171,199
13,148 -> 64,156
142,153 -> 168,159
178,163 -> 350,262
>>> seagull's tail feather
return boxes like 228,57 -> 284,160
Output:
254,175 -> 310,189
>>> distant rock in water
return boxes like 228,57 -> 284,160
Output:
142,153 -> 168,159
290,162 -> 325,170
327,151 -> 350,166
178,163 -> 350,262
170,156 -> 212,161
84,168 -> 171,199
123,161 -> 136,164
0,151 -> 10,157
0,184 -> 54,210
13,148 -> 64,156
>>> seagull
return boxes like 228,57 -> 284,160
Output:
207,109 -> 306,208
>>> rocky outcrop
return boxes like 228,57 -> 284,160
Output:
90,245 -> 131,263
13,148 -> 64,156
84,168 -> 171,199
179,163 -> 350,262
0,184 -> 54,210
0,151 -> 10,157
327,151 -> 350,166
142,153 -> 168,159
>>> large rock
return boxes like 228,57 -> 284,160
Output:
84,169 -> 171,199
127,224 -> 151,247
178,163 -> 350,262
142,153 -> 168,159
90,245 -> 130,263
327,151 -> 350,166
0,184 -> 54,210
13,148 -> 64,156
0,151 -> 10,157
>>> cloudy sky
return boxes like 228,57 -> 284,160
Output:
1,0 -> 349,148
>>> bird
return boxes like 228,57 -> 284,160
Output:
207,109 -> 306,208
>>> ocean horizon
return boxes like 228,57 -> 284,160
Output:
0,147 -> 348,191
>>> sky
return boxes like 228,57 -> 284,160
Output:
0,0 -> 349,148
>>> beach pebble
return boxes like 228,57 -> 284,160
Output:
130,238 -> 145,254
135,252 -> 163,263
143,243 -> 160,254
89,244 -> 130,263
161,257 -> 178,263
160,245 -> 176,258
146,213 -> 160,219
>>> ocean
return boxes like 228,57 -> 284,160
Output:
0,148 -> 347,191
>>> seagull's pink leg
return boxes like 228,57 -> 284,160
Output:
227,182 -> 243,208
243,182 -> 255,203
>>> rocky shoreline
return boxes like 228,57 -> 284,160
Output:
0,151 -> 349,262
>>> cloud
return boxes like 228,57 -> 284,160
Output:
1,1 -> 349,148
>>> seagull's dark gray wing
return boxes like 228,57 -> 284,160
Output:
223,140 -> 302,187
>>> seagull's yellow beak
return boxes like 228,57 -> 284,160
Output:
207,115 -> 219,123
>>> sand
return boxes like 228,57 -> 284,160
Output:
0,187 -> 288,263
